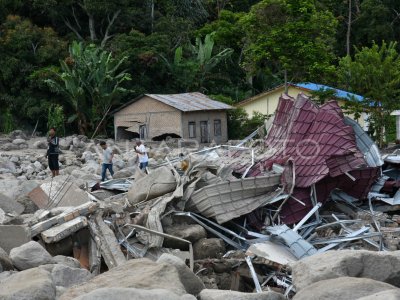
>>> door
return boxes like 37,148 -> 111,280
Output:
139,125 -> 147,140
200,121 -> 209,143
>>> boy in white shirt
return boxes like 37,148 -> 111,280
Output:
135,140 -> 148,170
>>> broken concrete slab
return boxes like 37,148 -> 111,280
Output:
30,202 -> 98,237
59,258 -> 188,300
291,250 -> 400,290
157,253 -> 205,296
0,225 -> 31,254
71,288 -> 196,300
87,213 -> 125,269
246,241 -> 298,267
28,176 -> 89,209
198,289 -> 285,300
10,241 -> 54,270
0,267 -> 56,300
41,216 -> 88,243
293,277 -> 397,300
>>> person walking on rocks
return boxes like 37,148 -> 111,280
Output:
46,127 -> 60,177
135,140 -> 148,171
100,141 -> 114,181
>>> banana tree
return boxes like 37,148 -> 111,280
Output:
46,41 -> 131,135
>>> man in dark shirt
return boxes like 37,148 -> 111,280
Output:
46,127 -> 60,177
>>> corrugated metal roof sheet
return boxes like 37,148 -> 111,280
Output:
145,92 -> 232,112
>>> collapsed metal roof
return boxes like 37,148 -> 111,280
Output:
145,92 -> 233,112
234,93 -> 381,224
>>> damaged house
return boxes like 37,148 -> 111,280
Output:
113,92 -> 232,143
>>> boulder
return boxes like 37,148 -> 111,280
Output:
199,289 -> 285,300
293,277 -> 397,300
10,241 -> 54,270
9,130 -> 28,140
0,246 -> 13,271
16,195 -> 39,214
33,140 -> 48,149
157,253 -> 205,295
12,138 -> 27,145
33,161 -> 43,171
0,208 -> 6,224
358,289 -> 400,300
0,143 -> 19,151
291,250 -> 400,290
59,258 -> 187,300
53,255 -> 81,269
71,288 -> 196,300
0,160 -> 16,173
0,193 -> 24,215
193,238 -> 226,260
59,138 -> 73,150
0,267 -> 56,300
112,168 -> 134,179
164,224 -> 207,249
127,166 -> 177,205
51,264 -> 93,288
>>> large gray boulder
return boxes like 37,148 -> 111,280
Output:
193,238 -> 226,260
293,277 -> 397,300
164,224 -> 207,249
0,193 -> 24,215
51,264 -> 93,288
10,241 -> 54,270
59,258 -> 187,300
291,250 -> 400,290
199,289 -> 285,300
157,253 -> 205,295
358,289 -> 400,300
0,267 -> 56,300
53,255 -> 81,269
0,246 -> 13,272
33,140 -> 48,149
72,288 -> 196,300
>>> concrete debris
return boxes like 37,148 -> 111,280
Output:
2,94 -> 400,299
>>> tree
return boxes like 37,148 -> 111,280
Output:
338,41 -> 400,146
162,32 -> 233,92
0,15 -> 67,131
31,0 -> 133,47
240,0 -> 338,84
46,41 -> 132,135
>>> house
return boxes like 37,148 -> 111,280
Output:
113,92 -> 232,143
236,83 -> 369,130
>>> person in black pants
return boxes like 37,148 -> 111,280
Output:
46,127 -> 60,177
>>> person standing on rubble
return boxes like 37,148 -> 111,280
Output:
46,127 -> 60,177
100,141 -> 114,181
135,140 -> 148,171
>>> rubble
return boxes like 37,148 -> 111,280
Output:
2,93 -> 400,299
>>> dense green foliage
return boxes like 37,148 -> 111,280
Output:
1,0 -> 400,138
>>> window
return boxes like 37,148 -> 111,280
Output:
214,119 -> 221,136
188,122 -> 196,138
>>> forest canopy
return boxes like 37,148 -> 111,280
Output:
0,0 -> 399,139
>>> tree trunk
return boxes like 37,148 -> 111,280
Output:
88,13 -> 97,41
346,0 -> 352,56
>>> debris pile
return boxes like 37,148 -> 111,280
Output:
1,93 -> 400,299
